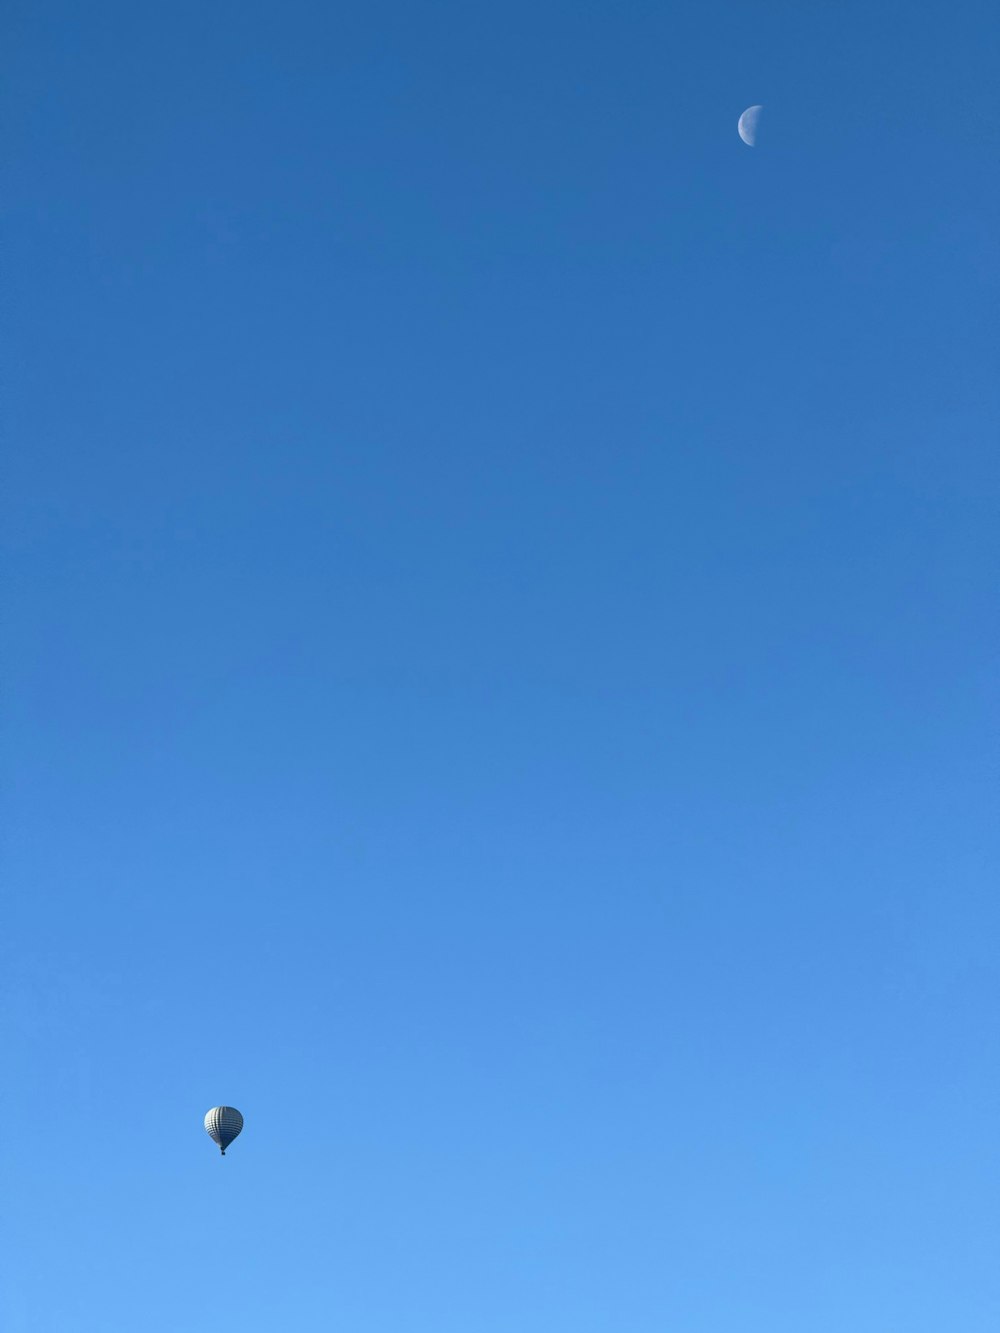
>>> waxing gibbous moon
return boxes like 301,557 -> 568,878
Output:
738,105 -> 763,147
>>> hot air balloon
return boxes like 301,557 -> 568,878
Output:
204,1106 -> 244,1156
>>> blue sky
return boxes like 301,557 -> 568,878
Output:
2,1 -> 997,1329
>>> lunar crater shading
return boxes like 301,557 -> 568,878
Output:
738,105 -> 763,146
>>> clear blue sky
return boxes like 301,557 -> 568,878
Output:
3,2 -> 998,1329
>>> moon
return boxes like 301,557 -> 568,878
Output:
738,105 -> 763,147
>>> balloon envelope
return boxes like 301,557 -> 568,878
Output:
204,1106 -> 244,1155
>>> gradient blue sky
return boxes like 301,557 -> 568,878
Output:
3,2 -> 998,1329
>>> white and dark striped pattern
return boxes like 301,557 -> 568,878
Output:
204,1106 -> 244,1155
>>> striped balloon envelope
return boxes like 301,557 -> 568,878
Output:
204,1106 -> 244,1156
